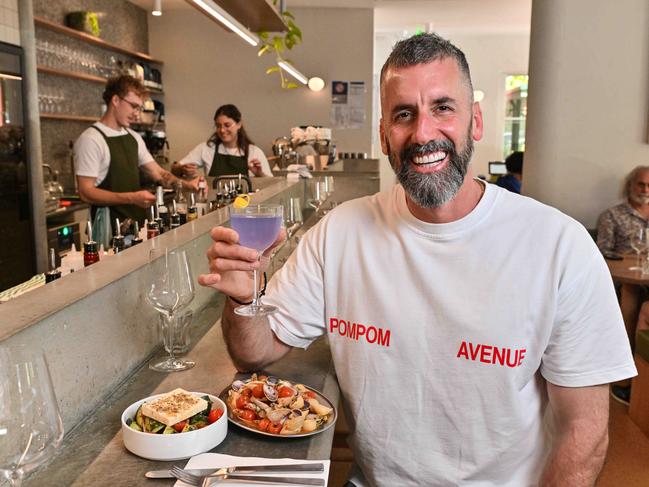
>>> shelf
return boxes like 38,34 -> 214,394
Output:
34,16 -> 164,65
37,65 -> 106,84
188,0 -> 287,32
40,114 -> 98,122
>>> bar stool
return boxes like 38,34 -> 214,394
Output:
629,330 -> 649,436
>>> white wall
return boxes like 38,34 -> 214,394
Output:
524,0 -> 649,228
149,7 -> 373,162
373,30 -> 530,183
0,0 -> 19,45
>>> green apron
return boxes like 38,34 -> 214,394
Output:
91,126 -> 146,227
208,145 -> 249,177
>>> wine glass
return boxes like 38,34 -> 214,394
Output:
629,228 -> 649,271
229,203 -> 283,316
146,247 -> 195,371
0,346 -> 64,487
308,180 -> 328,215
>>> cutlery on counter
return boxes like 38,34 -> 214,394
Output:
168,464 -> 325,486
145,462 -> 325,478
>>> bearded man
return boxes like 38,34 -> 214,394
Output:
597,165 -> 649,254
199,33 -> 635,487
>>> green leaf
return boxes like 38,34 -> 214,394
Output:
266,65 -> 280,74
283,11 -> 295,20
258,31 -> 269,40
286,82 -> 299,89
257,44 -> 271,56
273,37 -> 284,53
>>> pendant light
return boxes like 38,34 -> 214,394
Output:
152,0 -> 162,16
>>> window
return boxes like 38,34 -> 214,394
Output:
503,75 -> 528,158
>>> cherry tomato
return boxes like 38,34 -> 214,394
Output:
173,420 -> 187,433
267,422 -> 282,434
241,388 -> 253,397
236,396 -> 248,409
304,391 -> 316,399
239,409 -> 257,422
278,386 -> 294,398
208,408 -> 223,424
257,418 -> 270,432
252,384 -> 265,399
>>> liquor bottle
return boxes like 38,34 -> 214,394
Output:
131,221 -> 143,246
170,200 -> 181,229
84,220 -> 100,267
156,185 -> 169,229
175,181 -> 187,224
187,193 -> 198,222
196,176 -> 209,216
112,218 -> 125,253
45,248 -> 61,283
147,206 -> 160,239
235,173 -> 243,195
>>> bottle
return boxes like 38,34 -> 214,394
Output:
187,193 -> 198,222
131,221 -> 143,246
112,218 -> 125,254
170,200 -> 181,229
84,220 -> 100,267
175,181 -> 187,224
235,174 -> 243,195
156,185 -> 169,229
45,248 -> 61,283
196,176 -> 209,216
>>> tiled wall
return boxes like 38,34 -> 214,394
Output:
0,0 -> 20,46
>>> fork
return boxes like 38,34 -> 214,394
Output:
170,465 -> 324,486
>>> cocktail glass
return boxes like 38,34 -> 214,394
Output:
229,203 -> 283,316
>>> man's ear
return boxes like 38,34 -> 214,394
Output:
472,102 -> 484,142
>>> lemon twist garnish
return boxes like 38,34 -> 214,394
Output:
233,195 -> 250,208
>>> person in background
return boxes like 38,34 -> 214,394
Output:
74,75 -> 197,228
496,150 -> 523,193
171,104 -> 272,179
199,33 -> 635,487
596,165 -> 649,255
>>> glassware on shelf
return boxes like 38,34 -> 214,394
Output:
0,345 -> 64,487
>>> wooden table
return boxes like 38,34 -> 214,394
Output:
606,255 -> 649,350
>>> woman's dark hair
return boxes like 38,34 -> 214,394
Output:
505,151 -> 524,174
207,104 -> 254,158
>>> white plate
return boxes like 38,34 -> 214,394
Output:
121,391 -> 227,461
219,380 -> 337,438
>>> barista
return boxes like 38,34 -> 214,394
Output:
171,104 -> 272,179
74,75 -> 198,227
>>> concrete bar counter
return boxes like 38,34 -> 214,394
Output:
1,172 -> 379,486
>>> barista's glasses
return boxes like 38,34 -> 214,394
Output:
119,96 -> 143,113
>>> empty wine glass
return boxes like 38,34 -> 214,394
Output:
146,247 -> 195,371
308,180 -> 328,215
629,228 -> 649,271
229,203 -> 283,316
285,197 -> 303,238
0,345 -> 64,487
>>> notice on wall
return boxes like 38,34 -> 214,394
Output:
330,81 -> 366,129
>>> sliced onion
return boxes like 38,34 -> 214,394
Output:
266,376 -> 278,386
263,384 -> 278,402
231,380 -> 245,391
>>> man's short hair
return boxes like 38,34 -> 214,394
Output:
102,75 -> 145,105
505,151 -> 524,174
380,33 -> 473,95
623,165 -> 649,199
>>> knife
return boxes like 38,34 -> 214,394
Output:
145,462 -> 325,478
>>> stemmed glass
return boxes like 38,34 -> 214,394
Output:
629,228 -> 649,271
229,204 -> 283,316
308,180 -> 328,215
146,247 -> 195,371
0,346 -> 64,486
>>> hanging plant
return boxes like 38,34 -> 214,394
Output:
257,5 -> 303,89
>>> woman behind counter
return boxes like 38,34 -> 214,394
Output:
172,104 -> 272,179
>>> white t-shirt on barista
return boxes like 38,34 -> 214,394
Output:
73,122 -> 154,186
178,142 -> 272,177
264,181 -> 636,487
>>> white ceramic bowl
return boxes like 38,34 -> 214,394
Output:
121,391 -> 227,461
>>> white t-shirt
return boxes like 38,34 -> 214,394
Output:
264,182 -> 636,487
73,122 -> 154,187
178,142 -> 272,177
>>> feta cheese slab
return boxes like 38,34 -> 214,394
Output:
141,389 -> 208,426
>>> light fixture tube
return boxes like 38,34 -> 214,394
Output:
278,61 -> 308,85
188,0 -> 259,46
152,0 -> 162,16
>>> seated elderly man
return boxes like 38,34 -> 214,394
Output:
597,165 -> 649,254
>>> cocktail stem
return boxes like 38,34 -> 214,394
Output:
251,265 -> 260,309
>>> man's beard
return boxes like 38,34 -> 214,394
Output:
631,193 -> 649,205
388,130 -> 474,208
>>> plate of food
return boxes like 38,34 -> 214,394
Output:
121,388 -> 227,460
220,374 -> 337,438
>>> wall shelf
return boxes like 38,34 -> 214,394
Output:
40,114 -> 98,122
37,66 -> 165,95
188,0 -> 287,32
34,16 -> 164,65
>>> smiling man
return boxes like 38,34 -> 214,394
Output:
199,34 -> 636,487
74,75 -> 197,230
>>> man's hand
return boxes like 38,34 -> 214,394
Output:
540,383 -> 609,486
129,190 -> 157,208
182,163 -> 200,178
183,177 -> 200,192
198,226 -> 286,301
248,158 -> 263,176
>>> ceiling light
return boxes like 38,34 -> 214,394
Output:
187,0 -> 259,46
152,0 -> 162,16
308,77 -> 325,92
278,61 -> 308,85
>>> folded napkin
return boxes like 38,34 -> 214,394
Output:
174,453 -> 330,487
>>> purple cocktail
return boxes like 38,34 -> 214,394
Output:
230,214 -> 282,252
228,203 -> 283,316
